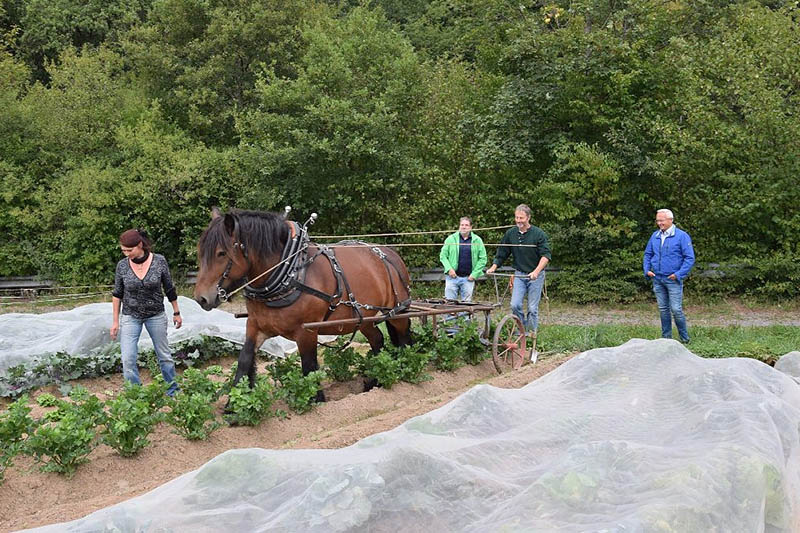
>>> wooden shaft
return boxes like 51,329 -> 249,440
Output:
302,305 -> 494,329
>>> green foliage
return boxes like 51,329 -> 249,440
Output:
451,319 -> 489,365
0,394 -> 38,484
0,337 -> 239,399
394,345 -> 431,384
24,387 -> 105,478
1,0 -> 799,300
164,390 -> 220,440
431,334 -> 464,372
178,366 -> 224,400
0,394 -> 37,445
411,322 -> 437,354
321,340 -> 362,382
283,370 -> 325,414
101,382 -> 164,456
25,411 -> 97,477
268,359 -> 325,414
360,350 -> 402,389
223,375 -> 277,426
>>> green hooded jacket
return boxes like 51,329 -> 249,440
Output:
439,231 -> 487,279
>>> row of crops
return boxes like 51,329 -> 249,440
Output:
0,320 -> 488,481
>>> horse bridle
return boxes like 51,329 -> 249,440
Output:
216,215 -> 250,302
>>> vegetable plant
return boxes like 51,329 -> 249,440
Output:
0,395 -> 38,484
321,340 -> 362,382
224,376 -> 277,426
164,391 -> 221,440
101,383 -> 165,457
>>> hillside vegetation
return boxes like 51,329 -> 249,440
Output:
1,0 -> 798,301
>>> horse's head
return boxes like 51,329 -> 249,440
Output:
194,208 -> 250,311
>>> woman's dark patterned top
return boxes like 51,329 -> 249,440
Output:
112,253 -> 178,319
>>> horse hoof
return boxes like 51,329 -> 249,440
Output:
314,390 -> 326,403
363,377 -> 378,392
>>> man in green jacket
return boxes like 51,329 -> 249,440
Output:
486,204 -> 551,337
439,216 -> 487,302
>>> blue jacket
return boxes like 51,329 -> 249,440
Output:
643,227 -> 695,280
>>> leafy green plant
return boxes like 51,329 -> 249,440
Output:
0,395 -> 39,484
361,350 -> 402,389
25,387 -> 108,477
274,368 -> 326,414
24,389 -> 105,478
411,322 -> 437,354
452,320 -> 489,366
178,366 -> 225,400
268,354 -> 301,383
164,391 -> 221,440
321,340 -> 362,382
101,383 -> 165,457
430,335 -> 463,372
223,376 -> 277,426
394,345 -> 431,384
0,337 -> 243,399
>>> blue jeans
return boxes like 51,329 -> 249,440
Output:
511,271 -> 545,333
652,276 -> 689,343
445,276 -> 475,302
120,312 -> 178,395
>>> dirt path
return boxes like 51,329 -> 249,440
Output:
0,352 -> 573,532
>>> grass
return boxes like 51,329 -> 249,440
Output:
537,324 -> 800,364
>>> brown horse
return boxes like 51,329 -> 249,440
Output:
193,208 -> 413,401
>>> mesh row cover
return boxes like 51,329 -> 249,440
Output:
25,339 -> 800,532
0,296 -> 300,376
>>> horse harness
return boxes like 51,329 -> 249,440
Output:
224,221 -> 410,330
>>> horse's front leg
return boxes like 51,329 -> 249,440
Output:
232,337 -> 256,388
296,332 -> 326,403
233,322 -> 265,388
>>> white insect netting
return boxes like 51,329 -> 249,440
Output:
0,296 -> 299,376
24,339 -> 800,532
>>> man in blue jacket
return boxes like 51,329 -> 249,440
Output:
643,209 -> 695,344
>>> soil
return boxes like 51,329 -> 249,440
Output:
0,348 -> 574,532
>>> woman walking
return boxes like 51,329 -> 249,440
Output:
109,229 -> 181,395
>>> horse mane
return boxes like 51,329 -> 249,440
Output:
199,209 -> 289,267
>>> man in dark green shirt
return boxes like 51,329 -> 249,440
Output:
486,204 -> 551,337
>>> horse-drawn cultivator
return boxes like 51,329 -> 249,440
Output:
302,297 -> 536,374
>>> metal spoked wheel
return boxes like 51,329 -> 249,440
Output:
491,314 -> 526,374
